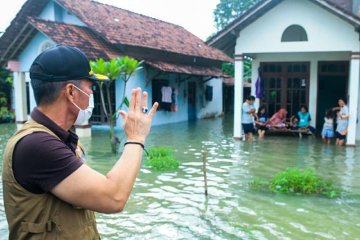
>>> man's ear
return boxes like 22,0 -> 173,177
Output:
65,83 -> 75,99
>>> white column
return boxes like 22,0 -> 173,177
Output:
357,72 -> 360,140
25,72 -> 36,113
234,54 -> 244,139
251,59 -> 260,110
13,72 -> 28,129
347,52 -> 360,146
309,60 -> 318,127
75,120 -> 92,138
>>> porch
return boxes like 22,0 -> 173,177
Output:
234,52 -> 360,145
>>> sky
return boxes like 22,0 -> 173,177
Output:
0,0 -> 220,40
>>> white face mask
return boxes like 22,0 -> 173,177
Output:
72,85 -> 94,125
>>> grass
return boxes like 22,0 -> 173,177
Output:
144,147 -> 180,171
250,168 -> 339,198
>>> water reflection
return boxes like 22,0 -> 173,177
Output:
0,117 -> 359,239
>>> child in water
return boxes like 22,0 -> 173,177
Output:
321,109 -> 334,144
255,105 -> 268,139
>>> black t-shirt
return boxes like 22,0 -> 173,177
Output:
12,108 -> 83,194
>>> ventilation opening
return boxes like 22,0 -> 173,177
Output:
281,25 -> 308,42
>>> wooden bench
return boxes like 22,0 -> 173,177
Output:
264,128 -> 313,137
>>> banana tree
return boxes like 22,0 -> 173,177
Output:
90,56 -> 143,153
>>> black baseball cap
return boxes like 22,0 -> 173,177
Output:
30,45 -> 109,82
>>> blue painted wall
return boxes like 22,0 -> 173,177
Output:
39,0 -> 86,26
18,32 -> 56,111
115,67 -> 223,128
18,32 -> 53,72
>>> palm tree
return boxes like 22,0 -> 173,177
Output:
90,56 -> 143,153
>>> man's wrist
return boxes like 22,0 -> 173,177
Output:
126,138 -> 145,145
124,141 -> 148,155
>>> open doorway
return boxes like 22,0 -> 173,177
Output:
316,61 -> 349,131
188,82 -> 197,120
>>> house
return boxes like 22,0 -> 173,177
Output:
207,0 -> 360,145
0,0 -> 232,136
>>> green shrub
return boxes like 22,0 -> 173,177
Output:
144,147 -> 179,171
0,106 -> 14,123
269,168 -> 339,198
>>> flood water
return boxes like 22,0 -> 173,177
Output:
0,115 -> 359,239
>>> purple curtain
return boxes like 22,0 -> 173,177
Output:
255,69 -> 262,99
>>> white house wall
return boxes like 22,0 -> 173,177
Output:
236,0 -> 360,54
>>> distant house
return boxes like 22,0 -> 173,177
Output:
208,0 -> 360,145
0,0 -> 232,136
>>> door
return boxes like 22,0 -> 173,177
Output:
316,62 -> 349,131
188,82 -> 196,120
260,62 -> 310,118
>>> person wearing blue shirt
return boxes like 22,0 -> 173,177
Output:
297,105 -> 316,135
242,96 -> 256,142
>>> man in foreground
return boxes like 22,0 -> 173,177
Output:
2,45 -> 158,239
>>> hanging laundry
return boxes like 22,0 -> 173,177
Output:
161,86 -> 172,103
161,85 -> 172,111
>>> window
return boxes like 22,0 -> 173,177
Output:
281,25 -> 308,42
152,79 -> 171,111
90,83 -> 116,124
39,41 -> 55,53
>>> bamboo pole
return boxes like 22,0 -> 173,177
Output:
202,146 -> 208,196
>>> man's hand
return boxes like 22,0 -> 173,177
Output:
119,88 -> 159,144
51,88 -> 159,213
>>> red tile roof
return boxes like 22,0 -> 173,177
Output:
145,60 -> 229,78
57,0 -> 232,63
327,0 -> 355,14
0,0 -> 48,61
28,18 -> 121,60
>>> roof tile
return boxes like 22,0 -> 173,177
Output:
28,18 -> 121,60
145,60 -> 229,78
57,0 -> 232,62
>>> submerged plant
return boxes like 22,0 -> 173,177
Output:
269,168 -> 339,198
144,147 -> 180,171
